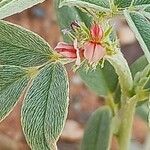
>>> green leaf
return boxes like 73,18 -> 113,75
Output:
113,0 -> 133,8
130,57 -> 149,104
55,0 -> 91,42
124,11 -> 150,63
113,0 -> 150,8
133,64 -> 150,91
144,77 -> 150,90
0,20 -> 53,67
72,0 -> 110,9
75,7 -> 92,28
142,6 -> 150,19
78,61 -> 118,96
130,56 -> 149,76
0,0 -> 45,19
136,101 -> 149,123
133,0 -> 150,6
81,106 -> 112,150
144,5 -> 150,12
0,65 -> 30,121
59,0 -> 110,13
22,63 -> 69,150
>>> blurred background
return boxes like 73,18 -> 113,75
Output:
0,0 -> 149,150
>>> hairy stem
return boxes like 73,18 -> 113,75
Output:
118,97 -> 137,150
106,51 -> 133,97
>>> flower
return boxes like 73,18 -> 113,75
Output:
83,24 -> 105,63
54,42 -> 77,59
54,40 -> 83,65
55,23 -> 106,65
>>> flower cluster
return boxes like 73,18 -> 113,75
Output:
55,22 -> 116,66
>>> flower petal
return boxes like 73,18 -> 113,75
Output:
84,42 -> 105,63
84,42 -> 95,63
91,44 -> 105,63
91,24 -> 103,40
54,42 -> 77,58
55,42 -> 75,51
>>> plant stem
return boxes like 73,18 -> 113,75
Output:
106,51 -> 133,97
118,97 -> 137,150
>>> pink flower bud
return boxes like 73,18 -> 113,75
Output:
54,42 -> 77,58
90,24 -> 103,42
83,42 -> 105,63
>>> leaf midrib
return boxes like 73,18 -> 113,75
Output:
43,64 -> 57,148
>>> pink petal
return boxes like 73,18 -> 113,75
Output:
91,44 -> 105,63
91,24 -> 103,40
54,42 -> 77,58
84,42 -> 105,63
84,42 -> 95,62
55,42 -> 75,51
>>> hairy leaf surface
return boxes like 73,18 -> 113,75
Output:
142,6 -> 150,19
114,0 -> 150,8
113,0 -> 132,8
0,0 -> 45,19
81,106 -> 112,150
60,0 -> 110,10
0,65 -> 30,121
22,63 -> 69,150
0,20 -> 53,67
124,11 -> 150,63
133,0 -> 150,6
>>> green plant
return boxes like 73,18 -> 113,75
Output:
0,0 -> 150,150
